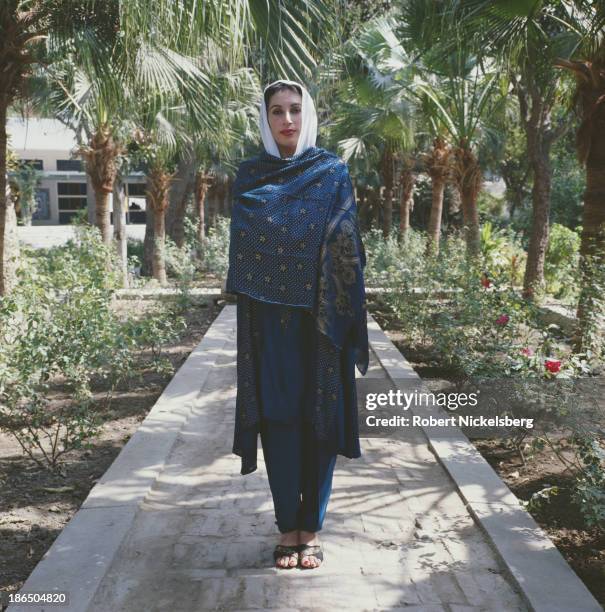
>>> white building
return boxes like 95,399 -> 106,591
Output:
7,117 -> 147,225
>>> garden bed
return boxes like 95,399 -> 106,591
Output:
0,295 -> 223,609
369,297 -> 605,608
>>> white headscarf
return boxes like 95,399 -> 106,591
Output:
259,79 -> 318,158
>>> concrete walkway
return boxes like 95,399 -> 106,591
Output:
7,306 -> 602,612
17,225 -> 145,249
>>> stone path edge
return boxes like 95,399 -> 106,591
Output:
366,313 -> 603,612
6,306 -> 235,612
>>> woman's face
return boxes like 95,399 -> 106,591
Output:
267,88 -> 303,158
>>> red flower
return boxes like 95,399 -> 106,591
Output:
481,273 -> 491,288
545,359 -> 562,374
521,347 -> 533,357
495,314 -> 509,326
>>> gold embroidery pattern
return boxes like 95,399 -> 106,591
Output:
329,218 -> 358,289
317,182 -> 360,335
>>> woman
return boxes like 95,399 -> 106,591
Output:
226,79 -> 369,570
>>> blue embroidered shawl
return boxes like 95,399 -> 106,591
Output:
227,146 -> 369,474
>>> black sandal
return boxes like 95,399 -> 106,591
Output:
273,544 -> 300,569
298,544 -> 323,568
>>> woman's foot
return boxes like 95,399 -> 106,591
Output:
298,530 -> 322,568
274,530 -> 299,568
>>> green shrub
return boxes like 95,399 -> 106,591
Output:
30,224 -> 122,291
571,434 -> 605,530
365,224 -> 602,530
127,237 -> 144,270
0,257 -> 125,467
122,304 -> 186,370
164,234 -> 197,310
363,227 -> 426,287
544,223 -> 581,302
480,221 -> 526,288
0,226 -> 186,469
199,215 -> 230,278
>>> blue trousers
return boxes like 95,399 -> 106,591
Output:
260,419 -> 337,533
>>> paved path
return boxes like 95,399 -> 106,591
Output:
83,310 -> 525,611
17,225 -> 145,249
8,306 -> 602,612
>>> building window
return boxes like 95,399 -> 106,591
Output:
57,159 -> 83,172
127,182 -> 147,224
127,183 -> 146,196
58,182 -> 87,196
57,182 -> 87,224
21,159 -> 44,170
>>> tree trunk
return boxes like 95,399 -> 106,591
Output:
574,161 -> 605,355
153,201 -> 167,285
207,181 -> 218,229
147,162 -> 172,285
508,186 -> 523,220
523,139 -> 552,298
142,196 -> 154,277
380,147 -> 394,238
425,138 -> 451,255
86,173 -> 96,225
80,125 -> 120,246
399,160 -> 415,240
452,142 -> 481,257
168,182 -> 192,248
447,183 -> 461,215
513,68 -> 568,300
0,7 -> 31,296
571,60 -> 605,355
427,177 -> 445,254
195,171 -> 210,255
460,184 -> 481,256
166,155 -> 196,248
94,189 -> 111,241
0,97 -> 19,295
113,177 -> 129,288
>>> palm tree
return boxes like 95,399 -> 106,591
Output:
32,47 -> 211,279
0,0 -> 134,295
510,69 -> 570,298
398,152 -> 417,239
452,0 -> 605,352
422,136 -> 452,253
27,55 -> 129,254
0,0 -> 337,295
165,150 -> 196,249
166,60 -> 260,250
327,16 -> 416,238
0,0 -> 103,295
135,61 -> 258,284
131,92 -> 200,285
414,44 -> 503,257
455,2 -> 570,296
340,8 -> 498,255
369,3 -> 452,250
552,3 -> 605,355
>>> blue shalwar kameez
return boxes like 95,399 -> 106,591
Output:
227,145 -> 368,533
